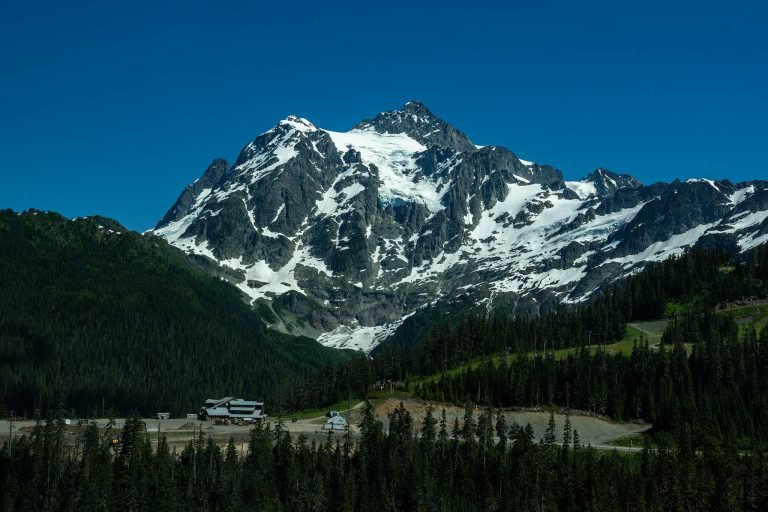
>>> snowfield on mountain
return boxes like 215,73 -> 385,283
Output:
153,101 -> 768,352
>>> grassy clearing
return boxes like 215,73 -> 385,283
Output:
550,325 -> 650,360
283,391 -> 415,422
607,432 -> 654,448
664,301 -> 689,317
368,389 -> 413,401
717,303 -> 768,336
664,301 -> 768,336
550,339 -> 634,360
628,320 -> 668,339
413,324 -> 663,386
283,400 -> 362,421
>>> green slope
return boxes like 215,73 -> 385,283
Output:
412,323 -> 668,384
0,209 -> 347,417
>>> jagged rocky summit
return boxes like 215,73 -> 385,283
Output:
153,101 -> 768,351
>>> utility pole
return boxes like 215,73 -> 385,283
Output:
8,411 -> 14,456
391,352 -> 395,391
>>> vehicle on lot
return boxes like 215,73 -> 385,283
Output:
323,415 -> 348,430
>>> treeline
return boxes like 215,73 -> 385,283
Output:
284,352 -> 372,412
0,210 -> 346,418
3,406 -> 768,511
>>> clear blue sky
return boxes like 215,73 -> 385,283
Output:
1,0 -> 766,231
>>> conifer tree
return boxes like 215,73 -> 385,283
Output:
438,409 -> 448,444
562,412 -> 572,449
544,409 -> 557,446
421,404 -> 437,443
495,409 -> 508,452
461,403 -> 476,443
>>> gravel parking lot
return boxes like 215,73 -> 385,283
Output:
0,399 -> 649,453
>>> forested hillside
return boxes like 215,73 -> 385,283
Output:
0,210 -> 347,417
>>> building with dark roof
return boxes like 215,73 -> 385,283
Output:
200,397 -> 266,421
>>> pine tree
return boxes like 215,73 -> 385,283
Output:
451,418 -> 461,442
544,409 -> 557,446
461,403 -> 476,443
420,404 -> 437,443
562,412 -> 572,449
438,409 -> 448,444
476,407 -> 493,451
495,409 -> 508,452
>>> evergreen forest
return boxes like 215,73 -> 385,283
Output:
2,404 -> 768,511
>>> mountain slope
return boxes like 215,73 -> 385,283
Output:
154,101 -> 768,352
0,210 -> 346,416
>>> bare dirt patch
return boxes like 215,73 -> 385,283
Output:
373,398 -> 649,446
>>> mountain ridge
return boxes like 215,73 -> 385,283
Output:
153,102 -> 768,352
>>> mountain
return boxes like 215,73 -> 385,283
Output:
154,101 -> 768,352
0,210 -> 346,416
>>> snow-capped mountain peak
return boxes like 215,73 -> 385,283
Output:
280,115 -> 317,132
153,102 -> 768,352
354,100 -> 476,153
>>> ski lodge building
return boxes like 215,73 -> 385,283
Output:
200,397 -> 266,421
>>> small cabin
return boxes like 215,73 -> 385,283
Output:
157,412 -> 170,420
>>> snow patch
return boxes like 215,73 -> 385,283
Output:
324,128 -> 447,212
739,230 -> 768,252
513,174 -> 531,184
317,314 -> 413,352
604,222 -> 720,268
270,204 -> 285,224
565,180 -> 597,199
722,210 -> 768,233
729,185 -> 755,205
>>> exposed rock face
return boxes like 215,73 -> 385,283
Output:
153,102 -> 768,351
354,100 -> 476,153
157,158 -> 230,226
